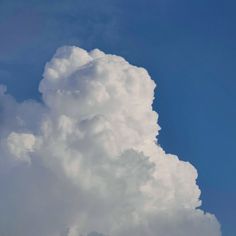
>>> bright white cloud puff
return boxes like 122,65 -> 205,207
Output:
0,46 -> 221,236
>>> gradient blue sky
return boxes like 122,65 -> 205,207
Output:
0,0 -> 235,235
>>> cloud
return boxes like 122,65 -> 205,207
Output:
0,46 -> 221,236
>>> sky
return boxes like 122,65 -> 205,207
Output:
0,0 -> 235,235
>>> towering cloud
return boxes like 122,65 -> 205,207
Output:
0,46 -> 221,236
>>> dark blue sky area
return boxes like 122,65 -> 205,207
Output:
0,0 -> 235,235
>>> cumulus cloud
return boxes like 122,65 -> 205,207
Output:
0,46 -> 221,236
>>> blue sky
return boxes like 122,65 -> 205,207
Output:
0,0 -> 235,235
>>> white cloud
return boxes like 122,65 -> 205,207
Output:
6,132 -> 36,163
0,46 -> 221,236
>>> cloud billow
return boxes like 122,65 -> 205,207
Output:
0,46 -> 221,236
